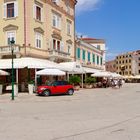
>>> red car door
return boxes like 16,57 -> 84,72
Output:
50,81 -> 64,94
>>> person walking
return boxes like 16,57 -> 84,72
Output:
118,79 -> 122,88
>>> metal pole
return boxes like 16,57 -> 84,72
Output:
11,49 -> 14,100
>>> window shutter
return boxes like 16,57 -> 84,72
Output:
14,1 -> 18,17
60,41 -> 64,51
3,3 -> 7,18
33,4 -> 36,19
41,8 -> 44,22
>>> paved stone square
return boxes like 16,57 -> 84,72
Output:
0,83 -> 140,140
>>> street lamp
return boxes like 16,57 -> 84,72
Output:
10,39 -> 15,100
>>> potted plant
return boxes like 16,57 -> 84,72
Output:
69,75 -> 81,90
84,77 -> 96,88
0,81 -> 3,95
28,80 -> 34,94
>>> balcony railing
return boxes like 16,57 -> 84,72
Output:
0,45 -> 20,55
48,49 -> 70,58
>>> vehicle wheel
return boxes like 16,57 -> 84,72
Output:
43,90 -> 50,96
67,89 -> 74,95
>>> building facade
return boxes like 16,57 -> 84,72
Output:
115,50 -> 140,76
105,60 -> 116,72
0,0 -> 77,62
75,37 -> 105,70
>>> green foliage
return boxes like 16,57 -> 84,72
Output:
28,80 -> 34,84
69,75 -> 81,85
85,77 -> 96,84
0,81 -> 4,85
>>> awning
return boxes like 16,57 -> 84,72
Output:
0,57 -> 58,69
83,67 -> 101,73
134,75 -> 140,79
58,61 -> 85,74
91,71 -> 111,77
0,70 -> 9,76
36,68 -> 66,76
110,72 -> 123,78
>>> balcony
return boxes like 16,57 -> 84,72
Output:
48,49 -> 71,62
0,45 -> 21,58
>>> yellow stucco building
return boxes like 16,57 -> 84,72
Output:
0,0 -> 77,62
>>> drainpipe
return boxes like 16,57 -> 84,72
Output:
24,0 -> 26,56
74,2 -> 76,61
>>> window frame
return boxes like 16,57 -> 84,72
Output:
35,32 -> 43,48
52,13 -> 61,29
6,30 -> 16,45
4,1 -> 18,19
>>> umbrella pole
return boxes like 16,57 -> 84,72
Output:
82,73 -> 83,88
35,69 -> 37,91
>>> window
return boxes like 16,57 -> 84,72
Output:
7,3 -> 14,18
35,32 -> 42,48
66,0 -> 70,14
7,31 -> 16,45
67,21 -> 71,35
33,4 -> 43,22
82,50 -> 85,61
36,6 -> 41,21
92,53 -> 95,63
76,48 -> 80,59
52,13 -> 61,29
4,2 -> 18,18
52,39 -> 61,51
88,52 -> 90,62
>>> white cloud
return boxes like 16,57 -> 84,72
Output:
76,0 -> 103,14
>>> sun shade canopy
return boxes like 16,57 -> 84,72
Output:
91,71 -> 112,77
58,62 -> 85,74
0,70 -> 9,75
36,68 -> 66,76
0,57 -> 58,69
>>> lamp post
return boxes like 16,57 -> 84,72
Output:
10,39 -> 15,100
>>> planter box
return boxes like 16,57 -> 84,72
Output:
85,84 -> 93,89
6,84 -> 18,96
28,84 -> 34,94
0,84 -> 3,95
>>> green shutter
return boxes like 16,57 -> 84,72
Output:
100,57 -> 103,65
92,54 -> 95,63
76,48 -> 80,59
82,50 -> 85,60
88,52 -> 90,61
97,55 -> 99,65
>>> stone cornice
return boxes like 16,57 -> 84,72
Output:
3,24 -> 18,31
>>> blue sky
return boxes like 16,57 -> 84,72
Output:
75,0 -> 140,61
